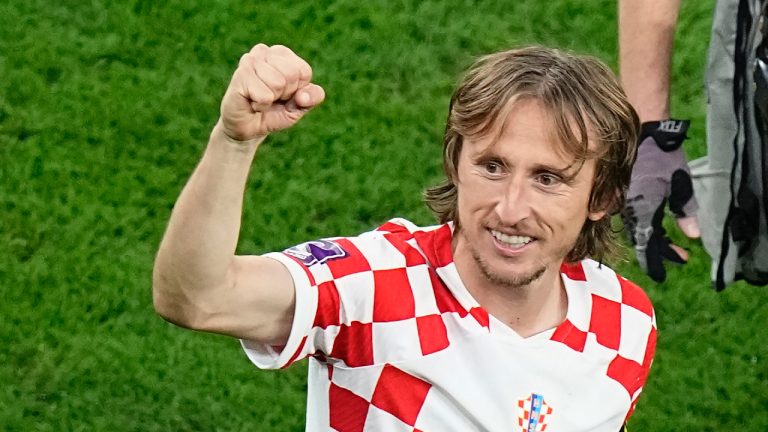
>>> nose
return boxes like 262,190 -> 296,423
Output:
495,176 -> 533,225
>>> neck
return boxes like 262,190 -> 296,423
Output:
471,267 -> 568,338
450,237 -> 568,337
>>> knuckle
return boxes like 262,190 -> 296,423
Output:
251,91 -> 272,106
272,72 -> 287,90
270,44 -> 294,54
302,64 -> 313,81
250,43 -> 268,53
284,68 -> 301,84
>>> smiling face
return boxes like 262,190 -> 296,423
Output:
452,98 -> 606,291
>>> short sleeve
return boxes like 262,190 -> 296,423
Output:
240,233 -> 386,369
241,251 -> 320,369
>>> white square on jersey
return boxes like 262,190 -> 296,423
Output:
582,332 -> 619,364
372,318 -> 422,364
618,304 -> 654,364
363,405 -> 415,432
407,264 -> 440,316
307,260 -> 334,285
582,262 -> 623,302
349,234 -> 407,270
562,278 -> 592,331
335,271 -> 375,325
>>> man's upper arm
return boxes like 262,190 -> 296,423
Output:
197,255 -> 297,345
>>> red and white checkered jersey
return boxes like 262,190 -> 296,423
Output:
242,218 -> 657,432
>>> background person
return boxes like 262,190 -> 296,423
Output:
618,0 -> 700,284
619,0 -> 768,288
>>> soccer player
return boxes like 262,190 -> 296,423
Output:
153,43 -> 655,431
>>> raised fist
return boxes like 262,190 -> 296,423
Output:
219,44 -> 325,142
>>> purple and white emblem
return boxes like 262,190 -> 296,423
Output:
284,239 -> 348,266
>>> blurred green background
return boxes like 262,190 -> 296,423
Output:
3,0 -> 766,430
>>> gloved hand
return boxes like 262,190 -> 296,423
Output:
621,119 -> 699,282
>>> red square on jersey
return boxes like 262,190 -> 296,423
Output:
373,268 -> 416,322
589,294 -> 622,350
371,364 -> 432,426
327,238 -> 372,279
607,355 -> 644,396
551,319 -> 588,352
329,383 -> 370,432
331,322 -> 374,367
413,225 -> 454,268
560,261 -> 587,281
431,270 -> 467,317
314,281 -> 341,329
416,314 -> 449,355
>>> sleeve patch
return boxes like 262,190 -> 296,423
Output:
284,239 -> 348,266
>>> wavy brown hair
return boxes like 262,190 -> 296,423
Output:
424,46 -> 639,263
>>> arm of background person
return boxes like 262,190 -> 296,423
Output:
618,0 -> 681,123
152,44 -> 325,345
618,0 -> 700,283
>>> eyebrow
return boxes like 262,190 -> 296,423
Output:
471,146 -> 583,181
472,145 -> 574,170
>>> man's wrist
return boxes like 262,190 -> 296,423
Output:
211,120 -> 266,154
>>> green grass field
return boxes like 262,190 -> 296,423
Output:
3,0 -> 767,430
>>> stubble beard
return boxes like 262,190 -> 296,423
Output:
471,247 -> 547,290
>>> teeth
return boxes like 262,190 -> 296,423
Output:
491,230 -> 532,246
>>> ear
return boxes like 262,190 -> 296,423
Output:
587,186 -> 621,221
587,209 -> 607,221
448,169 -> 459,186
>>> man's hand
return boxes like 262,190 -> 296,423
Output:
621,119 -> 700,283
219,44 -> 325,142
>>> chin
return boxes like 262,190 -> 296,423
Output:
473,251 -> 547,289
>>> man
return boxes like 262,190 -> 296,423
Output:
153,43 -> 655,431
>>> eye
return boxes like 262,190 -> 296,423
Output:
536,173 -> 561,187
483,160 -> 503,175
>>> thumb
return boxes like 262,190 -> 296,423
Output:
294,83 -> 326,110
675,215 -> 700,239
668,168 -> 700,238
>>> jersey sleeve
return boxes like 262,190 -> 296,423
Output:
240,249 -> 324,369
241,222 -> 420,370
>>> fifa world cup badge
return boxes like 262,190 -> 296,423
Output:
284,239 -> 348,266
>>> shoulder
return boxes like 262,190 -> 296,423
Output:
562,259 -> 654,319
559,259 -> 657,400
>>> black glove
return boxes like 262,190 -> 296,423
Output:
621,120 -> 699,282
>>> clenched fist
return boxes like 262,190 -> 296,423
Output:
219,44 -> 325,142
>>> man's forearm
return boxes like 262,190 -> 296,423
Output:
618,0 -> 681,122
153,122 -> 264,326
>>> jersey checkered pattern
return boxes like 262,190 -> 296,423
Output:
242,218 -> 657,431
